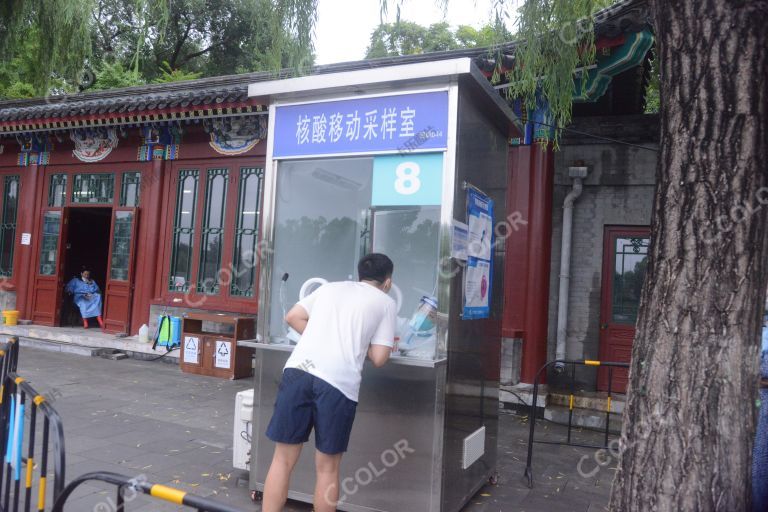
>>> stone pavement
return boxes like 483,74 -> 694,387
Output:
16,342 -> 616,511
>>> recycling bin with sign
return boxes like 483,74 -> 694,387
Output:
243,58 -> 518,511
180,313 -> 255,379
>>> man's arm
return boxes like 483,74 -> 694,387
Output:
285,304 -> 309,334
367,344 -> 392,368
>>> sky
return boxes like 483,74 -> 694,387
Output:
314,0 -> 518,65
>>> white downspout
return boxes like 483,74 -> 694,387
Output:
555,166 -> 587,372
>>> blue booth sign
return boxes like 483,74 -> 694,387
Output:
372,153 -> 443,206
272,91 -> 448,158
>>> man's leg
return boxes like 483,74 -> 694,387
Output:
314,450 -> 343,512
262,442 -> 303,512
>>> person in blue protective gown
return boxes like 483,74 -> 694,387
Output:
65,269 -> 104,329
753,309 -> 768,511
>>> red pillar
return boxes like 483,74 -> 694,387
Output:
130,158 -> 165,334
13,163 -> 42,320
504,145 -> 555,384
503,149 -> 531,338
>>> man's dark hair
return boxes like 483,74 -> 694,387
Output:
358,253 -> 393,283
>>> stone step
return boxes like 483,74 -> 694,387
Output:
548,390 -> 626,415
1,325 -> 179,364
543,404 -> 622,435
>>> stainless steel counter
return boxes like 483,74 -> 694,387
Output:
239,340 -> 447,368
249,347 -> 447,512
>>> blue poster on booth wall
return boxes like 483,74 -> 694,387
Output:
372,153 -> 443,206
463,188 -> 494,320
272,91 -> 448,157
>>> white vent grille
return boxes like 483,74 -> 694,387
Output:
462,426 -> 486,469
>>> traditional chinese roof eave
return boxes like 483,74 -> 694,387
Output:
0,98 -> 265,136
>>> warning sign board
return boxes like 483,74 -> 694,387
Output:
215,340 -> 231,369
183,336 -> 199,363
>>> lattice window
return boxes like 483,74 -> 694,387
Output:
611,236 -> 650,324
39,212 -> 61,275
230,168 -> 263,297
120,172 -> 141,207
48,174 -> 67,207
169,170 -> 199,292
197,169 -> 229,295
110,211 -> 134,281
72,173 -> 114,204
0,176 -> 20,277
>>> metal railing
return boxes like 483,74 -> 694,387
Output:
51,472 -> 246,512
0,336 -> 67,511
0,336 -> 250,512
523,359 -> 629,488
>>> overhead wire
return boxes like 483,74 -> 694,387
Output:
523,119 -> 659,152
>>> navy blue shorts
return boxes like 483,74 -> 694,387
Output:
266,368 -> 357,454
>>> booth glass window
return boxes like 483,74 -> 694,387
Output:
72,173 -> 114,204
269,158 -> 372,340
48,174 -> 67,207
169,169 -> 199,292
120,172 -> 141,207
110,211 -> 134,281
0,176 -> 19,277
197,169 -> 229,295
39,211 -> 61,275
268,156 -> 441,348
231,167 -> 263,297
370,206 -> 441,315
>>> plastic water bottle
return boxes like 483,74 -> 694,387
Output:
138,324 -> 150,344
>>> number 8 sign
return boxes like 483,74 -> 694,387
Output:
372,153 -> 443,206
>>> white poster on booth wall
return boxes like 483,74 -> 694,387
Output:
451,220 -> 469,261
215,340 -> 232,369
183,336 -> 199,363
20,233 -> 31,246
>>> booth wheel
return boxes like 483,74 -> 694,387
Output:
251,490 -> 263,502
488,471 -> 500,486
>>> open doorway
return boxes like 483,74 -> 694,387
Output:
60,207 -> 112,327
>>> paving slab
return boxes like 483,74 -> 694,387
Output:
12,346 -> 616,511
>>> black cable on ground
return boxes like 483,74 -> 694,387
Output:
145,346 -> 180,361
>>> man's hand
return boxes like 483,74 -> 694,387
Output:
285,304 -> 309,335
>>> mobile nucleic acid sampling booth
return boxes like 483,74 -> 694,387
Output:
242,58 -> 517,512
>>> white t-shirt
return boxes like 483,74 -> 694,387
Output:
284,281 -> 397,402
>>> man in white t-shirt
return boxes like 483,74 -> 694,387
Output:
262,253 -> 397,512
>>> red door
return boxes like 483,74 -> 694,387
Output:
103,208 -> 139,333
597,226 -> 651,393
31,208 -> 70,325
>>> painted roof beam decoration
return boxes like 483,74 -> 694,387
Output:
511,28 -> 654,146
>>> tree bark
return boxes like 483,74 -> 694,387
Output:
609,1 -> 768,510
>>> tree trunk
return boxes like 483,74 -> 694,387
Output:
609,1 -> 768,510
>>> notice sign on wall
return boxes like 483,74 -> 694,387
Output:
183,336 -> 199,364
215,340 -> 232,369
463,187 -> 494,320
20,233 -> 31,246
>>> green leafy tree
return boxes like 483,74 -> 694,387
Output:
0,0 -> 93,94
91,61 -> 145,91
152,62 -> 203,84
0,0 -> 317,97
365,20 -> 511,59
455,22 -> 513,48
